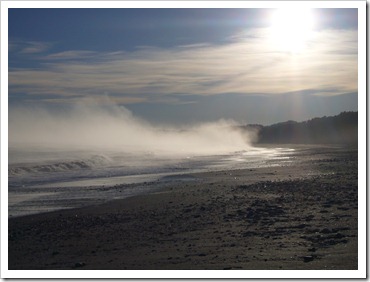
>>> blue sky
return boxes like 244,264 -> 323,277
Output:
8,7 -> 358,125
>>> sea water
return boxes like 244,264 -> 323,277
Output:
8,147 -> 294,217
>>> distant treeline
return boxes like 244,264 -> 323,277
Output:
241,111 -> 358,144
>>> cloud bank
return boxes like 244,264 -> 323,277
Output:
9,28 -> 357,105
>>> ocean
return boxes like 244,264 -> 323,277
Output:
8,146 -> 295,217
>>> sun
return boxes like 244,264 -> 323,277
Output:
270,8 -> 314,53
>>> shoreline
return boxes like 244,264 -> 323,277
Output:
8,145 -> 298,218
8,145 -> 358,270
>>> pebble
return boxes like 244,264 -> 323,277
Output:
74,262 -> 86,268
303,256 -> 314,263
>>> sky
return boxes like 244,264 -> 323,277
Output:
8,6 -> 359,125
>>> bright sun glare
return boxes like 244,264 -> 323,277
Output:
271,8 -> 314,53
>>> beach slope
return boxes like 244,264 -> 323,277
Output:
8,145 -> 358,270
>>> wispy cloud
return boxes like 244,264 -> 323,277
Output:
44,50 -> 97,60
11,40 -> 52,54
9,28 -> 357,104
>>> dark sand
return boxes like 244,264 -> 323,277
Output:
8,145 -> 358,270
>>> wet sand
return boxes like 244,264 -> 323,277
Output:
8,145 -> 358,270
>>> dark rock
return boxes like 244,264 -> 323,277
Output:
321,228 -> 332,234
303,256 -> 314,262
296,224 -> 308,229
334,233 -> 345,239
242,231 -> 258,237
74,262 -> 86,268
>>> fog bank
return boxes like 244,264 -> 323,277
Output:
9,102 -> 254,156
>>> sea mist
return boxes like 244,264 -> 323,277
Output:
9,101 -> 255,156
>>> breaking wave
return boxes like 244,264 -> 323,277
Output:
9,154 -> 112,176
